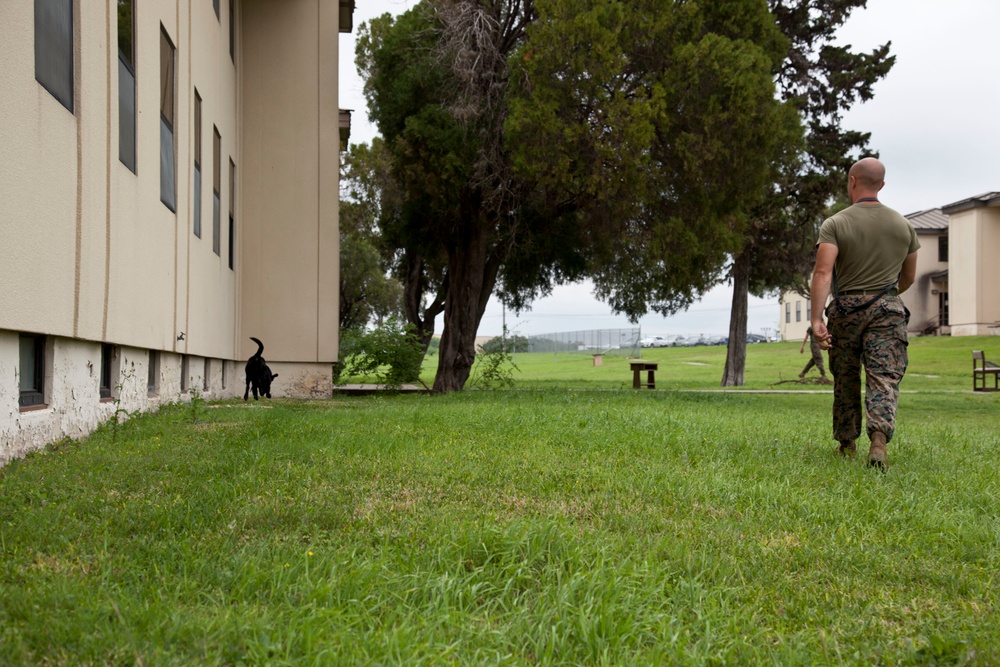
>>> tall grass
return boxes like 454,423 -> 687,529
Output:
2,337 -> 998,665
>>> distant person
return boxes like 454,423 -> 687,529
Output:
809,157 -> 919,470
798,325 -> 827,380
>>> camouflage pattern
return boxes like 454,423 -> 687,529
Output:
826,294 -> 909,443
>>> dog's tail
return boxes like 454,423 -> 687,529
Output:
249,337 -> 264,359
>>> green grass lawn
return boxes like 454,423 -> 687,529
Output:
2,337 -> 999,665
456,335 -> 995,392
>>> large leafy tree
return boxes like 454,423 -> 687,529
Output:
359,0 -> 801,392
720,0 -> 894,387
506,0 -> 800,321
339,141 -> 404,332
358,1 -> 536,392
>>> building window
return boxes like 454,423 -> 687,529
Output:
785,302 -> 791,324
118,0 -> 136,172
194,90 -> 203,238
213,127 -> 222,256
229,159 -> 236,270
19,334 -> 47,408
229,0 -> 235,62
795,301 -> 801,323
181,355 -> 190,392
34,0 -> 74,112
806,302 -> 811,321
160,26 -> 177,211
938,235 -> 948,263
99,344 -> 116,400
147,350 -> 159,395
940,292 -> 949,327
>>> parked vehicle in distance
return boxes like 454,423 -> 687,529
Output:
639,336 -> 669,348
746,333 -> 767,344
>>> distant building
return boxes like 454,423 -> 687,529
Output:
941,192 -> 1000,336
778,194 -> 999,341
903,207 -> 949,335
1,1 -> 354,462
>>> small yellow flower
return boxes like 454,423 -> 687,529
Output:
307,551 -> 314,556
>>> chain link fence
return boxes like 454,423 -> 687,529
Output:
524,328 -> 641,359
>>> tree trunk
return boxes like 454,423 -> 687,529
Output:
402,251 -> 446,356
433,220 -> 501,393
721,251 -> 751,387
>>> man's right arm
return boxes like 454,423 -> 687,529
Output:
810,243 -> 838,349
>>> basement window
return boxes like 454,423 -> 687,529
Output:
19,334 -> 47,409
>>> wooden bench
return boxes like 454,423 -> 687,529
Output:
973,350 -> 1000,392
630,362 -> 658,389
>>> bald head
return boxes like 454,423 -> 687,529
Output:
849,157 -> 885,191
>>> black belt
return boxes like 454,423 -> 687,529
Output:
839,288 -> 898,297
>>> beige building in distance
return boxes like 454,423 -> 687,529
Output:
779,194 -> 999,342
1,0 -> 354,463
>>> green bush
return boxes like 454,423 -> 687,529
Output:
337,318 -> 424,387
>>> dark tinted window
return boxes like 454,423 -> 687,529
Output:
34,0 -> 74,112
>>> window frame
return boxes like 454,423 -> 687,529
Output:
229,158 -> 236,270
118,0 -> 137,172
229,0 -> 235,63
213,126 -> 222,256
160,25 -> 177,212
18,334 -> 47,409
99,343 -> 116,400
194,89 -> 203,238
147,349 -> 160,396
34,0 -> 75,113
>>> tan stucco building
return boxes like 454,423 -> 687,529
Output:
1,0 -> 352,463
941,192 -> 1000,336
779,195 -> 999,342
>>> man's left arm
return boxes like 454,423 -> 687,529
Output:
898,252 -> 918,293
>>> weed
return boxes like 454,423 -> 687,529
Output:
469,326 -> 520,389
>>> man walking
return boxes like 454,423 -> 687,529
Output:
809,157 -> 919,470
799,325 -> 828,380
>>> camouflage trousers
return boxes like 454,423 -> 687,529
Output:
802,341 -> 826,376
826,294 -> 909,443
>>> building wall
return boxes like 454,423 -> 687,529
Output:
906,230 -> 948,334
778,293 -> 813,343
949,207 -> 1000,335
0,329 -> 239,466
1,0 -> 343,462
238,0 -> 340,366
0,2 -> 239,356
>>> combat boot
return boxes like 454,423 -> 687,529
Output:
868,431 -> 888,471
838,440 -> 856,457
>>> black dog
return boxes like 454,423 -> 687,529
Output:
244,337 -> 278,400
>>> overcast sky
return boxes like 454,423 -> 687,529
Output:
339,0 -> 1000,339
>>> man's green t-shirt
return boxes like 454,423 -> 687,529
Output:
816,203 -> 920,293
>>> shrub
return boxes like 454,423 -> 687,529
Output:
337,318 -> 424,388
